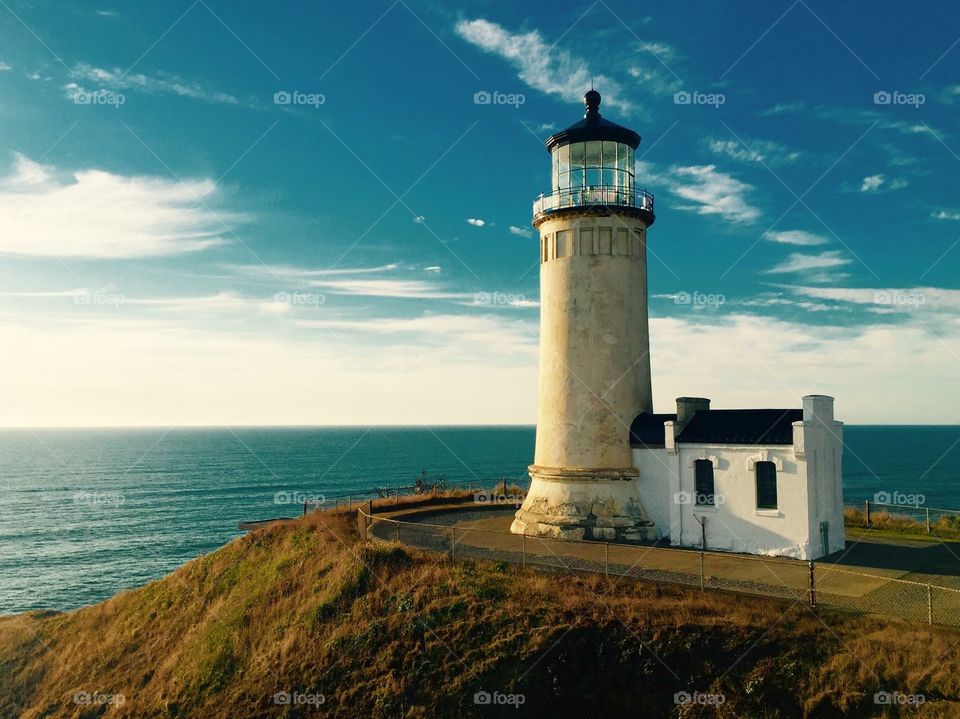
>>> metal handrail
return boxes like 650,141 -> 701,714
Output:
533,185 -> 654,220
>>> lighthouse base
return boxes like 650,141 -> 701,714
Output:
511,466 -> 657,542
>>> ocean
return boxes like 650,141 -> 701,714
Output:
1,425 -> 957,615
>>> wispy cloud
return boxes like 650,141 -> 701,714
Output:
0,153 -> 237,258
466,218 -> 486,227
932,210 -> 960,221
640,161 -> 760,223
765,251 -> 852,275
296,313 -> 537,355
763,230 -> 829,246
0,62 -> 12,72
66,63 -> 242,106
455,18 -> 633,111
707,137 -> 801,166
785,285 -> 960,313
509,225 -> 532,237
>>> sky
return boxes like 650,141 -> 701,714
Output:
0,0 -> 958,426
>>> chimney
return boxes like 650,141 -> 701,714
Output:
803,395 -> 834,427
676,397 -> 710,429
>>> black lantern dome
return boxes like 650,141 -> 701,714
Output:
545,90 -> 641,152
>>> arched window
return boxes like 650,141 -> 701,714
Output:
694,459 -> 715,506
755,461 -> 778,510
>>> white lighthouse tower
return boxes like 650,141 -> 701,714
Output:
511,90 -> 658,542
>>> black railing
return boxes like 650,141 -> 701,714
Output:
533,185 -> 654,221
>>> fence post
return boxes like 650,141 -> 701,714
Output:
926,508 -> 931,534
808,561 -> 816,609
335,498 -> 339,513
928,584 -> 933,625
395,520 -> 400,543
605,542 -> 609,577
865,499 -> 871,526
699,551 -> 704,591
522,533 -> 526,569
451,526 -> 456,562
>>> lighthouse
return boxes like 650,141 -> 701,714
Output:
511,89 -> 658,542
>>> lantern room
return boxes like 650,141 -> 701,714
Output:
533,89 -> 654,226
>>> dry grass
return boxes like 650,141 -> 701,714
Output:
845,508 -> 960,542
1,508 -> 959,718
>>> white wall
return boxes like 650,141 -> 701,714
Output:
796,395 -> 846,556
672,444 -> 813,558
633,447 -> 673,539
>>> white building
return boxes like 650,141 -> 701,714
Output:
511,90 -> 846,560
631,395 -> 845,559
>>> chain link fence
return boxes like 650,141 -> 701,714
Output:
360,507 -> 960,628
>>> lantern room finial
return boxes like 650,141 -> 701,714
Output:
584,89 -> 601,118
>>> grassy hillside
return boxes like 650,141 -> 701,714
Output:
1,508 -> 959,718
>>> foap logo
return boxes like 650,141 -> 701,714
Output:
674,491 -> 726,506
74,290 -> 126,307
874,491 -> 925,508
272,690 -> 325,707
474,489 -> 526,506
874,691 -> 926,707
673,90 -> 725,108
874,90 -> 925,108
273,291 -> 325,308
473,690 -> 525,708
874,290 -> 926,308
674,691 -> 726,706
473,90 -> 525,108
73,691 -> 126,707
474,291 -> 528,307
273,90 -> 325,108
72,88 -> 126,107
274,491 -> 326,506
74,491 -> 125,508
674,291 -> 725,308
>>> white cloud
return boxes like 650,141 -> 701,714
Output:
932,210 -> 960,221
0,153 -> 237,258
762,230 -> 829,246
0,62 -> 11,72
228,263 -> 400,280
0,318 -> 539,426
707,138 -> 801,166
412,215 -> 425,223
423,265 -> 441,273
765,251 -> 851,275
509,225 -> 532,237
466,218 -> 486,227
303,278 -> 472,301
649,312 -> 960,424
455,18 -> 633,111
4,302 -> 960,425
859,174 -> 907,193
640,162 -> 760,223
785,285 -> 960,313
860,174 -> 884,192
66,63 -> 241,105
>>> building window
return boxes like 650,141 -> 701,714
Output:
694,460 -> 714,506
756,461 -> 778,510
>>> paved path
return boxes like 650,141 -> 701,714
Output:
366,505 -> 960,627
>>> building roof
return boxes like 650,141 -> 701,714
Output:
629,413 -> 676,447
545,90 -> 641,152
678,409 -> 802,445
629,409 -> 803,447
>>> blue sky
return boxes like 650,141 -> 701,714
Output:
0,0 -> 958,425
